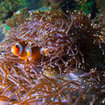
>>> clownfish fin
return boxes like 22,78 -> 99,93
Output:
20,56 -> 28,61
25,47 -> 32,61
25,47 -> 32,57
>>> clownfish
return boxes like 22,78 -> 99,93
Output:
11,42 -> 49,62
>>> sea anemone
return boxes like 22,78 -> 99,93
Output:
0,10 -> 105,104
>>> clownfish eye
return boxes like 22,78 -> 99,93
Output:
16,45 -> 19,48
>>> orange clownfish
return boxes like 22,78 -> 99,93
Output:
11,42 -> 49,62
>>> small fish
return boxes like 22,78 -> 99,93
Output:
11,42 -> 49,61
43,70 -> 59,78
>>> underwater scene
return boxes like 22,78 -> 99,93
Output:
0,0 -> 105,105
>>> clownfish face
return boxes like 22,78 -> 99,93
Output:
11,43 -> 23,55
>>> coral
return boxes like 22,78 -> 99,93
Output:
44,0 -> 98,19
0,24 -> 5,42
44,0 -> 77,11
95,0 -> 105,8
76,0 -> 98,19
0,11 -> 105,104
6,8 -> 29,27
0,0 -> 28,23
